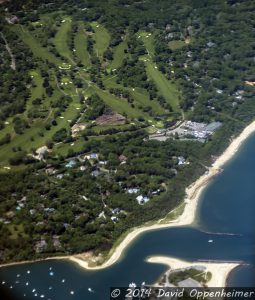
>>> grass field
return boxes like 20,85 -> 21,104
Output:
14,26 -> 62,65
104,77 -> 166,116
109,39 -> 128,69
168,40 -> 186,50
26,70 -> 44,112
145,60 -> 180,111
54,137 -> 85,156
8,224 -> 27,239
138,31 -> 181,113
53,16 -> 74,63
138,31 -> 155,56
91,22 -> 110,59
74,24 -> 91,67
92,87 -> 143,119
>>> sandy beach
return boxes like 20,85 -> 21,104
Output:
1,120 -> 255,281
147,256 -> 239,287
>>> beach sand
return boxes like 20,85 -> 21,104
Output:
147,256 -> 239,287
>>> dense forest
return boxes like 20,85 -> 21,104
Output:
0,0 -> 254,263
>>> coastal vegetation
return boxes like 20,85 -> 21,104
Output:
0,0 -> 254,264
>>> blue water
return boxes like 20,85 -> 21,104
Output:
1,133 -> 255,299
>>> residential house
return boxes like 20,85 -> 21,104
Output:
136,195 -> 150,205
127,188 -> 140,194
119,155 -> 127,163
65,160 -> 76,168
35,239 -> 47,253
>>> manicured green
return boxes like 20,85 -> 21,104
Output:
91,22 -> 111,58
13,26 -> 61,65
168,40 -> 186,50
105,77 -> 165,115
74,24 -> 91,67
138,31 -> 155,56
145,60 -> 180,111
93,87 -> 143,119
53,16 -> 74,63
110,40 -> 128,69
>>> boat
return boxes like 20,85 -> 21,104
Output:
128,282 -> 136,288
208,239 -> 213,243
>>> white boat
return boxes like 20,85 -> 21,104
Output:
128,282 -> 136,288
208,239 -> 213,243
88,287 -> 94,293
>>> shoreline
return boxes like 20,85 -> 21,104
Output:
147,256 -> 241,287
1,120 -> 255,275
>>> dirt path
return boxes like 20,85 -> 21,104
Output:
0,32 -> 16,70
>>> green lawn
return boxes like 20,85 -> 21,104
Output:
54,137 -> 85,156
92,86 -> 144,119
91,22 -> 111,59
168,40 -> 186,50
53,16 -> 74,64
138,31 -> 155,56
138,31 -> 181,113
74,24 -> 91,67
109,39 -> 128,69
145,60 -> 180,111
104,77 -> 166,119
26,70 -> 44,112
8,224 -> 27,239
14,25 -> 61,65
